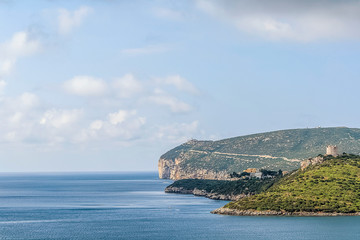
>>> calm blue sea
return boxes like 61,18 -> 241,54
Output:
0,172 -> 359,239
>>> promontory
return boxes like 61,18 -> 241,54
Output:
212,154 -> 360,216
159,127 -> 360,180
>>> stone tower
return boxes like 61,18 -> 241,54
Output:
326,145 -> 338,156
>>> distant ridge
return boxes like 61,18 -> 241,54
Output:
158,127 -> 360,180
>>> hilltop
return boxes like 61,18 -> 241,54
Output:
159,127 -> 360,180
212,154 -> 360,216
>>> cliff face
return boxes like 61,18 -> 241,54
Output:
158,127 -> 360,180
158,157 -> 229,180
158,158 -> 174,179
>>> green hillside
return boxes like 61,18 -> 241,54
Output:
166,178 -> 276,196
161,127 -> 360,173
225,154 -> 360,213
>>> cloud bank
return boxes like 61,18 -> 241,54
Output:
0,31 -> 41,77
154,75 -> 199,95
196,0 -> 360,42
63,76 -> 107,96
0,70 -> 201,147
58,6 -> 92,35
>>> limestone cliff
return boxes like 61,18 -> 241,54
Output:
158,127 -> 360,180
158,157 -> 229,180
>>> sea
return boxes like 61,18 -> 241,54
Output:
0,172 -> 359,240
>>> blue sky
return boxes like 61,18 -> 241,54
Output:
1,0 -> 360,172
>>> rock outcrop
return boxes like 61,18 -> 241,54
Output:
158,158 -> 175,179
215,155 -> 360,215
211,207 -> 360,216
158,127 -> 360,180
165,186 -> 248,201
158,157 -> 229,180
300,156 -> 324,170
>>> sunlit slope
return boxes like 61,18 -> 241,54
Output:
160,127 -> 360,177
225,155 -> 360,213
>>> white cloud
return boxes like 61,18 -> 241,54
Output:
0,80 -> 6,94
3,31 -> 40,57
153,7 -> 184,21
90,120 -> 103,130
121,45 -> 169,56
18,92 -> 39,108
154,75 -> 198,94
104,113 -> 146,140
113,74 -> 143,98
2,92 -> 40,111
0,70 -> 201,147
63,75 -> 107,96
0,92 -> 41,143
8,112 -> 23,124
40,109 -> 83,129
0,59 -> 14,75
155,120 -> 199,143
0,31 -> 41,76
196,0 -> 360,42
75,109 -> 146,142
108,110 -> 136,125
4,131 -> 18,142
58,6 -> 92,35
148,93 -> 192,113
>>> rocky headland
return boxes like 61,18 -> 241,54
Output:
159,127 -> 360,180
214,154 -> 360,216
158,157 -> 229,180
165,186 -> 248,201
164,178 -> 276,201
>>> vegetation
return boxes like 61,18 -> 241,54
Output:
161,127 -> 360,173
225,154 -> 360,213
230,172 -> 250,178
167,178 -> 277,196
260,169 -> 282,176
230,169 -> 282,178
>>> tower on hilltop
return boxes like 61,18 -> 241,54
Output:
326,145 -> 338,156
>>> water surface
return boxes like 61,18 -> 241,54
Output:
0,172 -> 358,239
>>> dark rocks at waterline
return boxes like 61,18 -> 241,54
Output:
165,186 -> 249,201
211,207 -> 360,216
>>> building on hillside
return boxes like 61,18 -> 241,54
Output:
243,168 -> 257,173
326,145 -> 338,156
252,172 -> 263,179
301,145 -> 340,170
243,168 -> 281,179
245,168 -> 263,179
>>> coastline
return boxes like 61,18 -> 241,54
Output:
211,207 -> 360,216
165,186 -> 248,201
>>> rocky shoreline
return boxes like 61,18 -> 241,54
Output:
165,186 -> 248,201
211,207 -> 360,216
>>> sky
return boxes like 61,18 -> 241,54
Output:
1,0 -> 360,172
